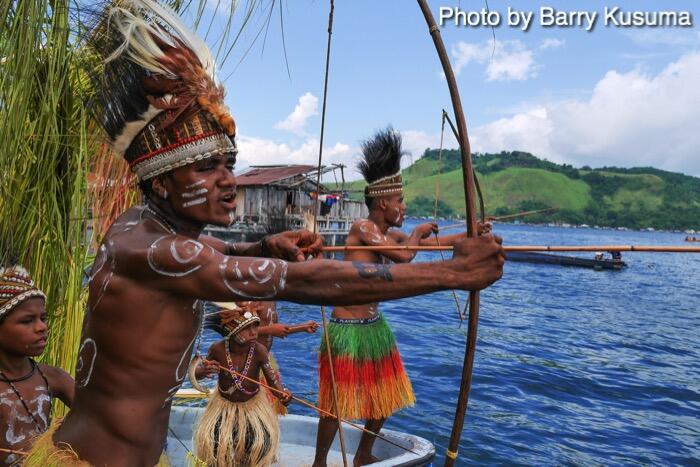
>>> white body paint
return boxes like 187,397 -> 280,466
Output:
219,257 -> 288,299
75,338 -> 98,388
1,386 -> 50,446
185,180 -> 206,189
147,236 -> 204,277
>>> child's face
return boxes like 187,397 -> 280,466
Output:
236,323 -> 258,344
0,297 -> 48,357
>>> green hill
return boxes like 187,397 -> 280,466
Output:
332,150 -> 700,230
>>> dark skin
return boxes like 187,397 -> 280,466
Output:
239,301 -> 319,351
314,194 -> 492,467
0,298 -> 74,466
54,153 -> 504,466
195,323 -> 292,405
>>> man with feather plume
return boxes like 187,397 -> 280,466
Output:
23,2 -> 505,465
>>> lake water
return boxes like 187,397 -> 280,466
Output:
196,221 -> 700,465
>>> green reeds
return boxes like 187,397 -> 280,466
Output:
0,0 -> 91,415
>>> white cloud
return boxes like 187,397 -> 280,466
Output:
452,40 -> 538,81
274,92 -> 319,135
539,38 -> 565,50
237,135 -> 355,179
469,52 -> 700,175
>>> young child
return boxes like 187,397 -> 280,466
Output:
193,307 -> 292,467
0,265 -> 74,466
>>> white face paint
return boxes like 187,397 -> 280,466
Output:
182,197 -> 207,208
182,188 -> 208,199
393,206 -> 401,223
75,338 -> 97,388
185,180 -> 206,189
147,236 -> 204,277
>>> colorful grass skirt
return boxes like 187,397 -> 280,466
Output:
318,314 -> 415,420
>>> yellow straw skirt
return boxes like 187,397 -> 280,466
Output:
22,417 -> 169,466
193,390 -> 279,467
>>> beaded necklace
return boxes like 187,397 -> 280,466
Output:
144,205 -> 177,235
224,342 -> 258,396
0,359 -> 51,432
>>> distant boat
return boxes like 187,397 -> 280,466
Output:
166,404 -> 435,466
507,251 -> 626,270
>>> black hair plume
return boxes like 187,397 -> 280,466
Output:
357,126 -> 404,184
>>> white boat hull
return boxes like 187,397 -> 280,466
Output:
166,405 -> 435,466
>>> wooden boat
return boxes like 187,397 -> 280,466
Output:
507,251 -> 626,270
166,405 -> 435,466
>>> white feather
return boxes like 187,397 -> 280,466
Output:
112,103 -> 164,155
106,0 -> 216,79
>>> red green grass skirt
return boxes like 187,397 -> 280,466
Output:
318,314 -> 415,420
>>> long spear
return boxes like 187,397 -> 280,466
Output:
416,2 -> 481,465
315,245 -> 700,253
439,208 -> 559,231
210,363 -> 419,456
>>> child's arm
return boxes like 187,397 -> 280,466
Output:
258,344 -> 292,405
194,345 -> 221,379
287,321 -> 320,334
41,365 -> 75,408
258,323 -> 290,339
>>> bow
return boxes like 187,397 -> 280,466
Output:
416,2 -> 482,465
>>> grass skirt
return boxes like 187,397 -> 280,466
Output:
22,417 -> 168,466
318,314 -> 415,420
193,390 -> 279,467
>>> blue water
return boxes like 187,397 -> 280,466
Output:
196,221 -> 700,465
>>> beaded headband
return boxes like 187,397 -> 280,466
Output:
0,266 -> 46,320
221,309 -> 260,338
365,172 -> 403,198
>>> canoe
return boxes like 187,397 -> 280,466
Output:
166,405 -> 435,466
507,251 -> 626,270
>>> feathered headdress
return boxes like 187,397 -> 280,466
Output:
358,127 -> 404,198
0,266 -> 46,320
83,0 -> 237,181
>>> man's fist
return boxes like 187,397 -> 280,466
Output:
414,222 -> 439,239
264,230 -> 323,261
451,234 -> 505,291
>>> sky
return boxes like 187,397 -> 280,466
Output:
182,1 -> 700,180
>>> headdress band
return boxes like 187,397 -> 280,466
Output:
365,171 -> 403,198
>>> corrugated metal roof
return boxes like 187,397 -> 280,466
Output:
235,165 -> 317,186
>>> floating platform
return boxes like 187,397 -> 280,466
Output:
507,251 -> 626,270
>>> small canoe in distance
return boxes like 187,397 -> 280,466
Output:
507,251 -> 627,270
166,405 -> 435,466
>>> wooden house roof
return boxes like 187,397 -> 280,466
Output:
235,165 -> 317,186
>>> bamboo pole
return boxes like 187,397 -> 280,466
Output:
315,245 -> 700,253
210,363 -> 419,456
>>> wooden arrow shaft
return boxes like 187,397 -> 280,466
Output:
317,245 -> 700,253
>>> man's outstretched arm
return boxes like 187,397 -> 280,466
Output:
135,233 -> 504,306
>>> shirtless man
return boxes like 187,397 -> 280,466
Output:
313,128 -> 481,466
25,4 -> 504,466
